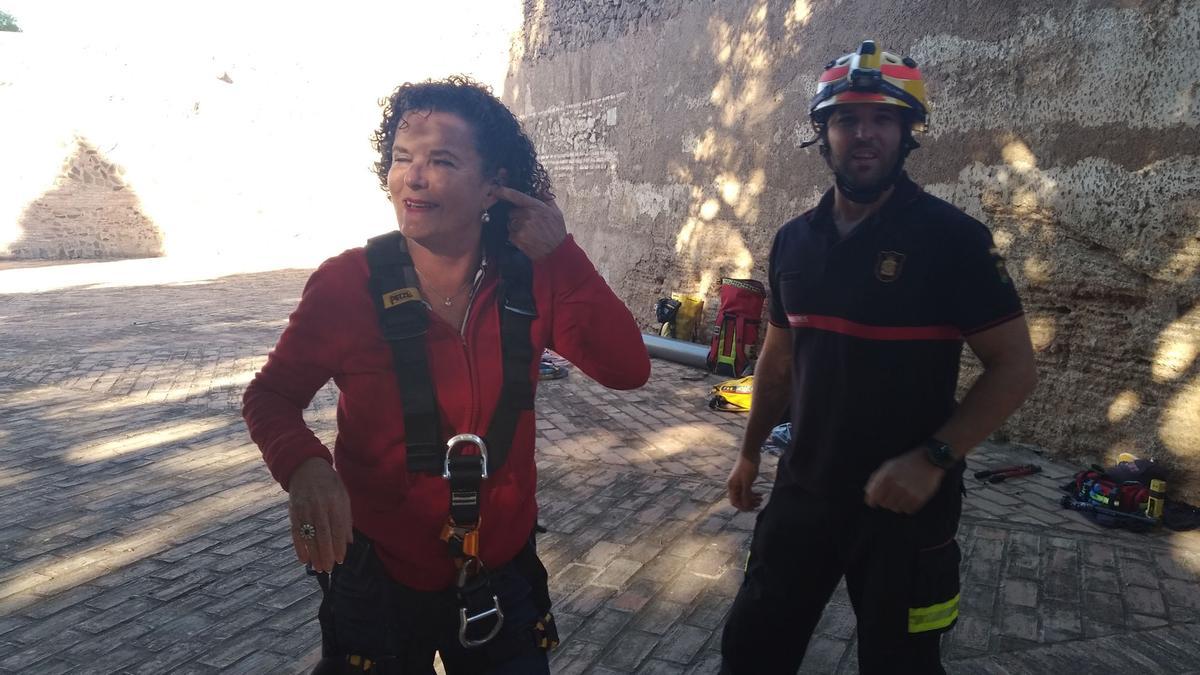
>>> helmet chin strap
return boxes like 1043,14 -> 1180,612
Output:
818,131 -> 920,204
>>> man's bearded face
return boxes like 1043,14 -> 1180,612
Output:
825,103 -> 905,194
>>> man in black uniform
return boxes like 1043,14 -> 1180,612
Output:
720,41 -> 1037,674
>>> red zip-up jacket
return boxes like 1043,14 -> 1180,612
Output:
243,235 -> 649,591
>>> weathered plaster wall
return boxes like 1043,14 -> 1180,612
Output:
506,0 -> 1200,500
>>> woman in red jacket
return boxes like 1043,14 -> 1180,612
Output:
243,76 -> 650,674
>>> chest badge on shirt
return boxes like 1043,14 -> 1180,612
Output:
875,251 -> 906,283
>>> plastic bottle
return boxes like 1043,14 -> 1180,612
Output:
1146,479 -> 1166,520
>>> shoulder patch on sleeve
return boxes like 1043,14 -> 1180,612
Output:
989,246 -> 1013,284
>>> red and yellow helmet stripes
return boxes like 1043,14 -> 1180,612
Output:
810,40 -> 929,132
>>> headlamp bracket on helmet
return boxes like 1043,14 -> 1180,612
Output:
848,67 -> 883,91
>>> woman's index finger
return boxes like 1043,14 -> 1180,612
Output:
494,185 -> 542,208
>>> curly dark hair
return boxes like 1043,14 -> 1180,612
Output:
372,75 -> 552,251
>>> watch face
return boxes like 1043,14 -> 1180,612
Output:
926,440 -> 954,467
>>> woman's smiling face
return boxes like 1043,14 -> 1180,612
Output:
387,110 -> 498,246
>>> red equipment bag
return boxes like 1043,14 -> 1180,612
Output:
1069,468 -> 1149,513
707,278 -> 767,377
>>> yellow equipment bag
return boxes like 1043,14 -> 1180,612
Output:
709,375 -> 753,412
670,293 -> 704,342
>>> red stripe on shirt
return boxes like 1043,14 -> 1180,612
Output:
787,314 -> 963,341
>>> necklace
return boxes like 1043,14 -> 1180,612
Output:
414,265 -> 479,307
437,284 -> 472,307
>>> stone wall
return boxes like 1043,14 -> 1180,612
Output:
0,4 -> 524,265
505,0 -> 1200,500
5,137 -> 163,259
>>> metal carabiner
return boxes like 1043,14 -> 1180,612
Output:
443,433 -> 489,480
458,595 -> 505,648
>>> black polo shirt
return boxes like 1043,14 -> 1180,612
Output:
768,173 -> 1023,496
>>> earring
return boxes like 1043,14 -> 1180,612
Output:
481,211 -> 491,224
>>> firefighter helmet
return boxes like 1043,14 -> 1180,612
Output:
809,40 -> 929,132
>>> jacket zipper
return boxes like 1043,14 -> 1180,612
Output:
459,268 -> 487,436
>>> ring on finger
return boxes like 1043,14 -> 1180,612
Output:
299,522 -> 317,540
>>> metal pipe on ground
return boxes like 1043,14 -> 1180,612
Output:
643,333 -> 708,369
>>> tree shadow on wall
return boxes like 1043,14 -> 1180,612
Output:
506,0 -> 1200,501
5,136 -> 163,260
507,0 -> 822,337
943,145 -> 1200,500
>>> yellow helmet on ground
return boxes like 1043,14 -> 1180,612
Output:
708,376 -> 753,412
809,40 -> 929,132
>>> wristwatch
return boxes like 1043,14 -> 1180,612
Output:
923,438 -> 958,470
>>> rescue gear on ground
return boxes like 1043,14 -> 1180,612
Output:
656,293 -> 705,341
1146,479 -> 1167,521
1054,457 -> 1200,532
538,350 -> 569,380
708,376 -> 754,412
760,422 -> 791,456
706,278 -> 766,377
1104,454 -> 1200,530
655,297 -> 681,333
1060,495 -> 1158,530
1064,467 -> 1150,513
972,463 -> 1041,483
1059,464 -> 1160,531
1106,454 -> 1169,484
675,294 -> 704,342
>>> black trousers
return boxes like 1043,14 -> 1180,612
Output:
721,473 -> 963,675
317,531 -> 552,675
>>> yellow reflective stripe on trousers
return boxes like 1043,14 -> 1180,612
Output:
908,593 -> 960,633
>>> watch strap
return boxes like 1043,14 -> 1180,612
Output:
923,438 -> 957,469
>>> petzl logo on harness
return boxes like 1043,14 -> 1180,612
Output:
382,287 -> 422,309
875,250 -> 906,282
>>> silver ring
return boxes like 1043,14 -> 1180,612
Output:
299,523 -> 317,540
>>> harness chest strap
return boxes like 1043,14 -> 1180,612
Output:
365,233 -> 442,474
366,231 -> 539,647
365,230 -> 537,480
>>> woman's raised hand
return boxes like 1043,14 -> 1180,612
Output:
495,187 -> 567,260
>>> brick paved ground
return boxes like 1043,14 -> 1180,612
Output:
2,259 -> 1199,674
